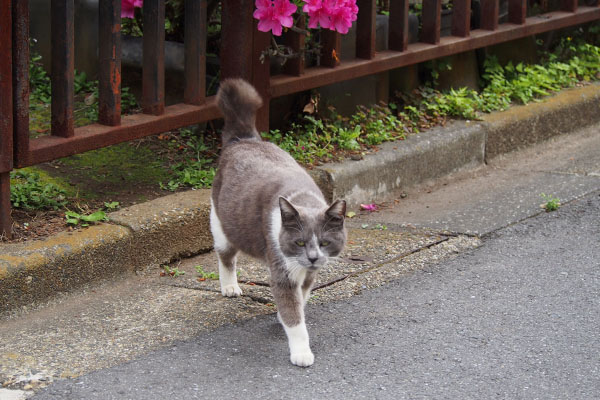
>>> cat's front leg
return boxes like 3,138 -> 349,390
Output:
301,270 -> 317,304
272,281 -> 314,367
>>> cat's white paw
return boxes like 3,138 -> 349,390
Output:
221,284 -> 242,297
290,350 -> 314,367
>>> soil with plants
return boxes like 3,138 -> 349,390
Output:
4,28 -> 600,243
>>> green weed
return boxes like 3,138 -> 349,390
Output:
10,169 -> 68,210
540,193 -> 561,212
162,265 -> 186,278
195,265 -> 219,280
103,201 -> 121,211
64,210 -> 108,227
160,128 -> 218,191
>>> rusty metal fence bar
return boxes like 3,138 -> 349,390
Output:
183,0 -> 207,106
1,0 -> 600,238
51,0 -> 75,138
98,0 -> 122,126
142,0 -> 165,116
1,0 -> 12,238
12,0 -> 29,169
389,0 -> 410,51
452,0 -> 472,37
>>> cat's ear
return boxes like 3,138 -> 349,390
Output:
325,200 -> 346,227
279,197 -> 301,229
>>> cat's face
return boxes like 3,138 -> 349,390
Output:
278,197 -> 347,270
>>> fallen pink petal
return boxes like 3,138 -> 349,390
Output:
360,203 -> 378,211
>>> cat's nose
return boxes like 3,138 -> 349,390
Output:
308,256 -> 318,264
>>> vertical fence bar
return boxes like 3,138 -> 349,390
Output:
0,0 -> 12,238
356,0 -> 376,59
284,14 -> 306,76
421,0 -> 442,44
221,0 -> 255,80
184,0 -> 207,105
98,0 -> 121,126
142,0 -> 165,115
480,0 -> 499,30
321,30 -> 341,67
0,0 -> 11,172
0,172 -> 12,239
561,0 -> 577,12
389,0 -> 409,51
13,0 -> 29,168
51,0 -> 75,138
508,0 -> 527,24
0,173 -> 10,239
252,23 -> 271,133
452,0 -> 471,37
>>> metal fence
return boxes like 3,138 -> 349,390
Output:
1,0 -> 599,238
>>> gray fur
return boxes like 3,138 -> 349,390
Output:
211,79 -> 347,351
216,78 -> 263,145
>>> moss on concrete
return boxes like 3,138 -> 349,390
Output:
59,143 -> 170,186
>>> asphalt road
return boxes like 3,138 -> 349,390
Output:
32,190 -> 600,400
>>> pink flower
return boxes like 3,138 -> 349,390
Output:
253,0 -> 298,36
328,0 -> 358,34
303,0 -> 331,29
303,0 -> 358,33
121,0 -> 143,19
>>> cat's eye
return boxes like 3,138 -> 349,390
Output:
295,240 -> 305,247
320,241 -> 330,247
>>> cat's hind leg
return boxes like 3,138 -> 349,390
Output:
210,203 -> 242,297
216,248 -> 241,297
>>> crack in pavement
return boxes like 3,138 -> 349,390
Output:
165,235 -> 455,303
313,236 -> 452,290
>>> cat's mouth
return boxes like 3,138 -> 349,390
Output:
305,260 -> 326,270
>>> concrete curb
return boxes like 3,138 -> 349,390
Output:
1,190 -> 214,315
1,82 -> 599,315
311,121 -> 487,207
481,83 -> 600,160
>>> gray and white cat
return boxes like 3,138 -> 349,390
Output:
210,79 -> 347,367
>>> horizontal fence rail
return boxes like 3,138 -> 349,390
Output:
1,0 -> 599,237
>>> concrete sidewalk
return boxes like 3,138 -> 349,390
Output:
0,84 -> 599,397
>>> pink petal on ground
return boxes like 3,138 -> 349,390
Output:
360,203 -> 378,211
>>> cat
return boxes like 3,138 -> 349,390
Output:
211,79 -> 347,367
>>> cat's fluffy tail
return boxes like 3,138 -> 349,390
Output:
216,78 -> 263,146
